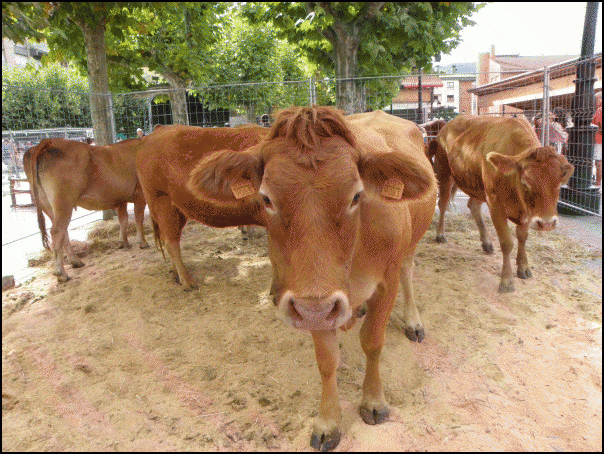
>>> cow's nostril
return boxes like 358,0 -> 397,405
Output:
326,299 -> 341,321
289,299 -> 303,321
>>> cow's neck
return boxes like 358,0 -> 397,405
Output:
491,174 -> 528,226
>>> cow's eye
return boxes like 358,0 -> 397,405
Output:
351,191 -> 363,207
262,195 -> 272,207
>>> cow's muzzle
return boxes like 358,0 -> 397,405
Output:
277,290 -> 351,331
529,216 -> 558,231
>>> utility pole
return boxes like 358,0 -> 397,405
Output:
561,1 -> 600,213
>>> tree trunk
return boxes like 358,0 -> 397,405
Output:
333,23 -> 362,114
162,72 -> 190,126
78,20 -> 114,146
76,16 -> 115,220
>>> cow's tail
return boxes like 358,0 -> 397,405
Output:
426,138 -> 439,165
151,217 -> 166,261
23,140 -> 51,250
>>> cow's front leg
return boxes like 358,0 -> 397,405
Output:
515,223 -> 532,279
359,280 -> 398,424
488,206 -> 515,292
310,329 -> 341,452
435,178 -> 453,243
64,231 -> 84,269
468,197 -> 494,253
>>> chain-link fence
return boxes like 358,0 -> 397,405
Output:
2,54 -> 602,207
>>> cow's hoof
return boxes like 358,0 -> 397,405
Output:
498,281 -> 515,293
482,242 -> 494,254
517,268 -> 532,279
405,325 -> 425,343
170,271 -> 179,283
71,260 -> 85,268
359,404 -> 390,425
435,234 -> 447,243
139,243 -> 150,249
118,243 -> 131,249
56,274 -> 71,283
310,427 -> 341,452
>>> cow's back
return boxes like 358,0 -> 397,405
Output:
137,124 -> 269,225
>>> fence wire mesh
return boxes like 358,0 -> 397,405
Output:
2,55 -> 602,277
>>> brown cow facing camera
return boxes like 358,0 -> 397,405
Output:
186,107 -> 437,450
430,115 -> 574,293
23,138 -> 149,283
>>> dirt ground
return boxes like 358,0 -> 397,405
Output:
2,210 -> 602,451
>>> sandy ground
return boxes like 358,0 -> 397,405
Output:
2,210 -> 602,451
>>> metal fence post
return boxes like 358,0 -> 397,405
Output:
542,65 -> 550,146
108,92 -> 117,144
148,96 -> 153,134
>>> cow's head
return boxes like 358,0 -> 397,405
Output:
187,106 -> 434,331
487,146 -> 574,230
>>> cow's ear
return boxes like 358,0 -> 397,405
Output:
486,152 -> 517,175
358,151 -> 435,201
187,148 -> 264,205
560,162 -> 574,184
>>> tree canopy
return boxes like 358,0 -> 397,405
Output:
244,2 -> 482,112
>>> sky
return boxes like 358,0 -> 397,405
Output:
438,2 -> 603,66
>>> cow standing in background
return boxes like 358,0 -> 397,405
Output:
419,118 -> 447,144
23,138 -> 149,283
431,115 -> 574,293
136,124 -> 270,289
186,107 -> 437,450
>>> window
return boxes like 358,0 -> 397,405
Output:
447,95 -> 454,103
447,81 -> 455,89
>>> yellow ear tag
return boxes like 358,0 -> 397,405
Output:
381,178 -> 405,200
231,179 -> 256,199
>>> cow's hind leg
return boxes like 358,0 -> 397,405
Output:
133,186 -> 149,249
399,250 -> 424,342
468,197 -> 494,253
154,200 -> 194,289
116,203 -> 130,249
49,206 -> 73,283
515,223 -> 532,279
359,276 -> 399,425
309,329 -> 341,451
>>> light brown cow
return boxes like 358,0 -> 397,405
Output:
185,107 -> 437,450
135,124 -> 270,289
23,138 -> 149,283
431,115 -> 574,292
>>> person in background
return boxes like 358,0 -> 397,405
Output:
136,128 -> 144,139
260,114 -> 270,127
592,91 -> 602,187
533,111 -> 568,154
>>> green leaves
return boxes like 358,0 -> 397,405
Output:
2,63 -> 91,131
249,1 -> 481,78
